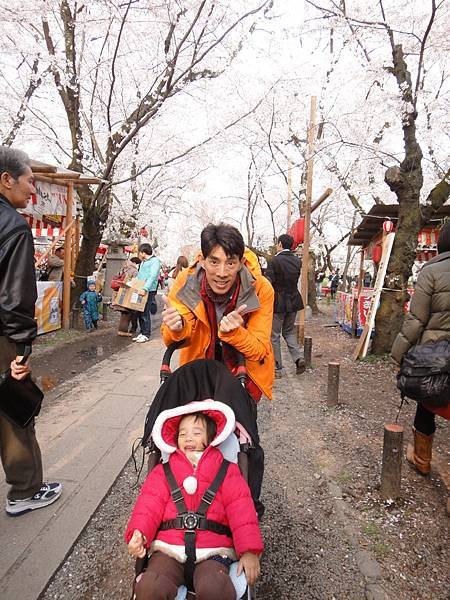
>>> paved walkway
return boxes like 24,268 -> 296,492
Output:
0,335 -> 166,600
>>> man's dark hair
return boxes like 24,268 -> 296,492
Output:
130,256 -> 141,264
437,222 -> 450,254
55,247 -> 64,255
278,234 -> 294,250
201,223 -> 245,259
0,146 -> 30,179
139,243 -> 153,256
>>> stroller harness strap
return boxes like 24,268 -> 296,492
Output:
159,516 -> 231,537
160,459 -> 231,592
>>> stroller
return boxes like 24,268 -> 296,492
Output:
132,342 -> 261,599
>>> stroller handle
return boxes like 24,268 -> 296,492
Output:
160,340 -> 186,382
160,340 -> 247,386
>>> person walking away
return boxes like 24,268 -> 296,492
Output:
391,222 -> 450,475
329,269 -> 340,299
265,234 -> 305,377
125,403 -> 263,599
80,279 -> 102,332
161,223 -> 274,519
134,243 -> 160,343
0,146 -> 62,516
167,255 -> 189,291
46,246 -> 64,281
315,268 -> 325,300
117,257 -> 141,337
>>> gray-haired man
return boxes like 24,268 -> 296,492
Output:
0,146 -> 62,516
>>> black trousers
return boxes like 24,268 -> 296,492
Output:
414,403 -> 436,436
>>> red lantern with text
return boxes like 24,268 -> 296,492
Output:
383,220 -> 394,233
288,218 -> 305,248
372,244 -> 382,264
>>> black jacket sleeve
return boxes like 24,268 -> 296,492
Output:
0,228 -> 38,354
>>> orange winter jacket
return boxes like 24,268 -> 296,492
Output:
161,249 -> 275,399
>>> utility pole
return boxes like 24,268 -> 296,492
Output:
62,181 -> 74,329
298,96 -> 317,344
287,160 -> 292,230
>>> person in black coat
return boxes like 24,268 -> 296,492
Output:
0,146 -> 62,516
265,234 -> 305,377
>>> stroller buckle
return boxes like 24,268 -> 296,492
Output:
183,513 -> 199,530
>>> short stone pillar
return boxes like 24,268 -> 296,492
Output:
103,239 -> 131,297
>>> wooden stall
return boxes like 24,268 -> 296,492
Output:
337,204 -> 450,338
25,159 -> 101,331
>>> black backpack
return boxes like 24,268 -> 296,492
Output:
397,339 -> 450,407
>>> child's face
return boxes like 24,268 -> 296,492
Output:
177,415 -> 208,454
88,283 -> 96,291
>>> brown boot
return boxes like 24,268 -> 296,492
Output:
406,427 -> 433,475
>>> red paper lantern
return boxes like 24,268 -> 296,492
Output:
383,219 -> 394,233
372,244 -> 382,264
288,218 -> 305,248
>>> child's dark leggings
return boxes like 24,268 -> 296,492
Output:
414,403 -> 436,436
135,551 -> 235,600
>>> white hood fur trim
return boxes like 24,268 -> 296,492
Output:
152,400 -> 236,455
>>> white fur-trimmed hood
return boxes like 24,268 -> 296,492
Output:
152,400 -> 236,455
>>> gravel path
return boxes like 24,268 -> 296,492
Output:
40,306 -> 449,600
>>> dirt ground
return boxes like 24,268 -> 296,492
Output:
40,302 -> 449,600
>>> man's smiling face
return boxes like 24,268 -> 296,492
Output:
201,245 -> 242,295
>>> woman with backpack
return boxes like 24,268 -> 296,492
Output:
391,222 -> 450,475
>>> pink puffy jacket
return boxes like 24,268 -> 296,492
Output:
125,409 -> 263,558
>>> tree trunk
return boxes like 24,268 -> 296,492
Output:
372,44 -> 424,354
71,185 -> 103,303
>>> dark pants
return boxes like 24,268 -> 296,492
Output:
414,403 -> 436,436
0,337 -> 43,500
271,311 -> 303,369
118,311 -> 138,333
135,552 -> 235,600
138,291 -> 156,338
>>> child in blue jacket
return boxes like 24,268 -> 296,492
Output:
80,279 -> 102,332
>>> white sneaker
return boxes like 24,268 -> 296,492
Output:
132,334 -> 143,341
135,334 -> 149,343
6,482 -> 62,516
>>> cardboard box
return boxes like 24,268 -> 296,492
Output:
113,281 -> 148,312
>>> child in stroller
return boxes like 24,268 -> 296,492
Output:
125,400 -> 263,599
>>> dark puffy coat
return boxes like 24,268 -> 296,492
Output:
391,251 -> 450,364
0,194 -> 37,355
265,250 -> 304,313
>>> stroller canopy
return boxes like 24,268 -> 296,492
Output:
142,359 -> 259,447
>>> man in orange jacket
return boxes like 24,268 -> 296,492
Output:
161,223 -> 274,518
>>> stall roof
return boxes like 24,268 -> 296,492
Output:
30,159 -> 102,186
348,204 -> 450,247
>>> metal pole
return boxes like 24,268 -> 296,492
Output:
298,96 -> 317,344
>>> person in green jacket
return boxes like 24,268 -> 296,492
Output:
134,243 -> 161,343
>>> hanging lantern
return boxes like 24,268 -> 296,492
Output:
383,219 -> 394,233
288,218 -> 305,248
372,243 -> 382,264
